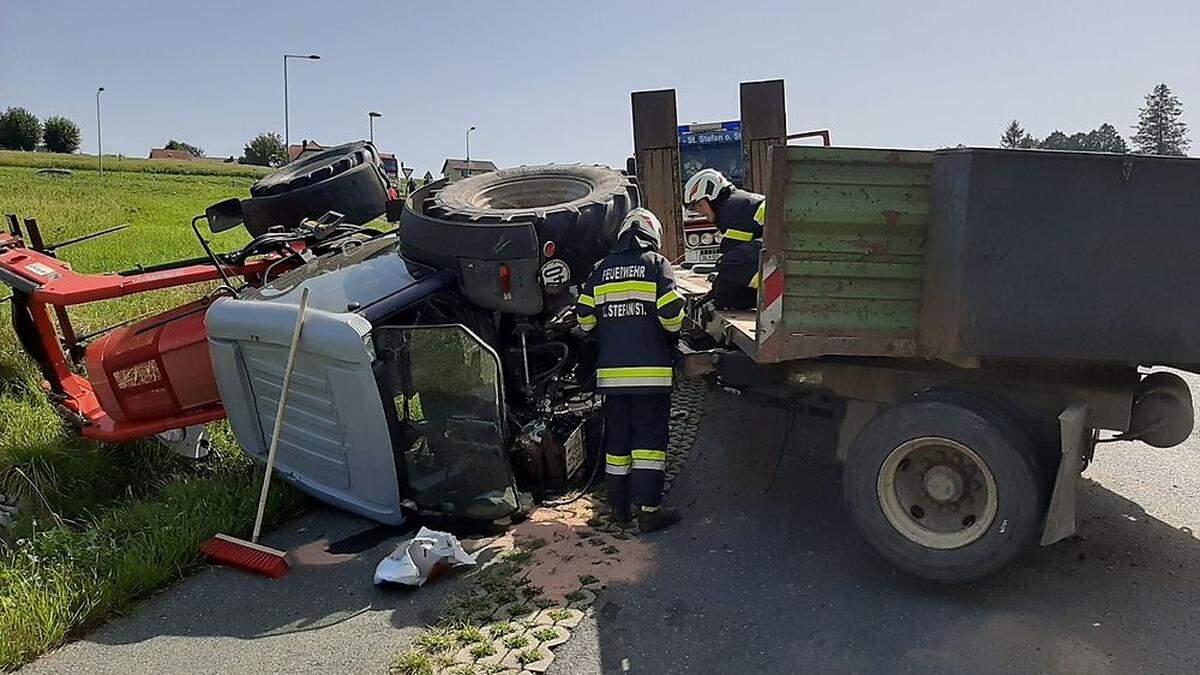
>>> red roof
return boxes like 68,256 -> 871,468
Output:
149,148 -> 195,160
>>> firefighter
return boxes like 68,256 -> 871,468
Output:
575,208 -> 684,532
682,168 -> 765,309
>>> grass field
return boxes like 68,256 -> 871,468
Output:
0,150 -> 272,178
0,165 -> 305,668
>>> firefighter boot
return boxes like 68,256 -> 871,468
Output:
636,505 -> 681,533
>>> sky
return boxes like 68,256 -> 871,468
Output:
2,0 -> 1197,174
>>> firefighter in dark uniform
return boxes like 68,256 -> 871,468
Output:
682,168 -> 765,309
575,208 -> 684,532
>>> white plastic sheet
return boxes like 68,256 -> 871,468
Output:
374,526 -> 476,586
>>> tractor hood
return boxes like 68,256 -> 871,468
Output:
241,234 -> 451,322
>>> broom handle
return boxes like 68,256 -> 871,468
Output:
252,287 -> 309,544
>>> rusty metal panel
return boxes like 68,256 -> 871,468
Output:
631,89 -> 684,260
631,89 -> 679,150
635,148 -> 684,260
740,80 -> 786,194
762,145 -> 933,361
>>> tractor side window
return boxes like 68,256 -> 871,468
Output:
374,324 -> 519,521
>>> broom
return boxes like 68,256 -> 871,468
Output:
200,287 -> 310,578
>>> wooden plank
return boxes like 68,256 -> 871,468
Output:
675,268 -> 712,296
785,276 -> 923,301
782,146 -> 933,166
782,296 -> 921,333
784,231 -> 926,256
782,259 -> 924,280
636,148 -> 683,260
782,206 -> 929,228
784,183 -> 932,212
788,162 -> 931,187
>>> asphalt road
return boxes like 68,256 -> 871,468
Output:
26,373 -> 1200,674
550,374 -> 1200,674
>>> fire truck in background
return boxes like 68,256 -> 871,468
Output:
678,120 -> 743,267
677,121 -> 833,267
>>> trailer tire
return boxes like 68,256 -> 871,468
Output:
914,389 -> 1056,498
240,141 -> 390,236
843,398 -> 1044,583
429,164 -> 638,282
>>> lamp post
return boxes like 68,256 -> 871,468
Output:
368,111 -> 381,144
465,125 -> 476,177
96,87 -> 105,176
283,53 -> 321,155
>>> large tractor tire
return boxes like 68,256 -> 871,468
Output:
240,141 -> 390,236
428,164 -> 638,283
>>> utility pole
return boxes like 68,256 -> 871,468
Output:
96,86 -> 105,176
466,125 -> 476,177
283,53 -> 321,155
368,111 -> 381,143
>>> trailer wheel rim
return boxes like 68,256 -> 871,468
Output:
877,436 -> 998,550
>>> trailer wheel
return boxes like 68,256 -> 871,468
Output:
843,398 -> 1045,583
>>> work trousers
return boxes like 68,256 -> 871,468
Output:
603,392 -> 672,514
711,274 -> 757,309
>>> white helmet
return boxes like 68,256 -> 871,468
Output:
683,168 -> 732,206
617,207 -> 662,248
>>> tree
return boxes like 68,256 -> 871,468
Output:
43,116 -> 81,153
1037,124 -> 1128,153
1038,131 -> 1074,150
1000,120 -> 1037,149
1084,123 -> 1128,153
0,107 -> 42,151
165,139 -> 204,157
1131,83 -> 1189,156
240,132 -> 287,167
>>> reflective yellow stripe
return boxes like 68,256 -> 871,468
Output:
606,454 -> 632,466
724,228 -> 755,242
748,272 -> 760,289
632,459 -> 665,471
578,314 -> 596,325
656,289 -> 682,308
578,294 -> 595,307
597,367 -> 672,378
754,201 -> 766,225
631,449 -> 666,462
659,311 -> 684,331
596,365 -> 673,388
594,280 -> 657,302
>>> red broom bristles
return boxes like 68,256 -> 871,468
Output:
200,533 -> 289,579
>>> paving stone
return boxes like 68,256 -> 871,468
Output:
528,624 -> 571,649
564,588 -> 597,609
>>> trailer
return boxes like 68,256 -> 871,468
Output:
675,143 -> 1199,582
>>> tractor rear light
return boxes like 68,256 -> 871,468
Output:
499,263 -> 511,299
543,240 -> 556,258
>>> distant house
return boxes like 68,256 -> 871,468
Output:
442,158 -> 497,182
287,140 -> 327,163
149,148 -> 195,161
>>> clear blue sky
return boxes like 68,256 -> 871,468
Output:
2,0 -> 1196,173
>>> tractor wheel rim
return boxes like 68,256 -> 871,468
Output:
876,436 -> 998,550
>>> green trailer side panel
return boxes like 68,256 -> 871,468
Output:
775,146 -> 933,350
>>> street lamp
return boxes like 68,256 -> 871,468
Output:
96,87 -> 105,176
283,53 -> 321,155
466,125 -> 477,175
368,111 -> 382,144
